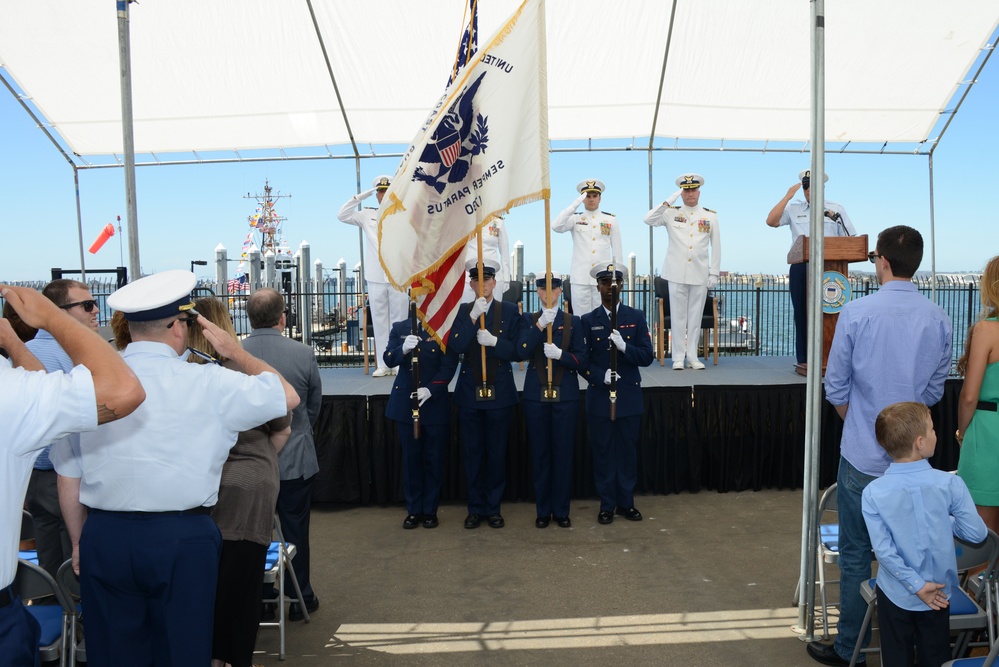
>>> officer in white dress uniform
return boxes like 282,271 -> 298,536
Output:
766,169 -> 857,368
644,173 -> 721,370
337,175 -> 411,377
552,179 -> 623,316
49,270 -> 299,667
462,213 -> 511,303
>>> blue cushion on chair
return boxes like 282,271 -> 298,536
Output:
17,550 -> 38,564
949,588 -> 977,616
26,605 -> 63,647
265,542 -> 280,570
820,525 -> 839,552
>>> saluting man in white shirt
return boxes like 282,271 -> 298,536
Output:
644,173 -> 721,370
337,175 -> 411,377
552,179 -> 623,316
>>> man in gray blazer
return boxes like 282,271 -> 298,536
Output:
244,288 -> 324,621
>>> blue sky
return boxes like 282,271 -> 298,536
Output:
1,61 -> 997,284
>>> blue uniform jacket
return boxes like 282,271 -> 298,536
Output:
384,320 -> 458,425
580,304 -> 654,418
517,310 -> 587,402
449,299 -> 523,410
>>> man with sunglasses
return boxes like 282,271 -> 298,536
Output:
49,270 -> 301,667
23,280 -> 99,580
766,170 -> 857,371
807,225 -> 952,667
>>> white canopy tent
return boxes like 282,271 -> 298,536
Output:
2,0 -> 998,645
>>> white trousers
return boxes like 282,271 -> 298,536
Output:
569,283 -> 599,316
668,282 -> 708,364
368,281 -> 410,370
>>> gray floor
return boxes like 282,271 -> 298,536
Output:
252,489 -> 855,666
318,355 -> 806,396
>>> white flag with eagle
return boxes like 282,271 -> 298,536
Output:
377,0 -> 549,348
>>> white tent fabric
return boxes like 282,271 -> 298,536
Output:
0,0 -> 996,157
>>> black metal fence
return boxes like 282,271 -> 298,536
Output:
1,272 -> 982,372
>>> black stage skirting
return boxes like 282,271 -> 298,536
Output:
312,379 -> 963,505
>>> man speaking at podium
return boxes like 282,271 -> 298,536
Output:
766,169 -> 857,370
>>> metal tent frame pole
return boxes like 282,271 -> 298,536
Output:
116,0 -> 140,280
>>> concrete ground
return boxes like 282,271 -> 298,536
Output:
251,489 -> 853,667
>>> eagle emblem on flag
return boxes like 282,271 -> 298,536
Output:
412,72 -> 490,194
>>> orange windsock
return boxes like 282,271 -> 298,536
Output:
88,223 -> 115,254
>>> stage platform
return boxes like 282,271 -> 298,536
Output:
318,355 -> 806,396
308,355 -> 963,507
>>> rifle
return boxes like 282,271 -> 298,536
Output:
609,283 -> 618,421
409,299 -> 421,439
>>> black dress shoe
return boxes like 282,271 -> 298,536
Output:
806,641 -> 859,666
555,516 -> 571,528
422,514 -> 439,529
487,513 -> 505,528
597,510 -> 614,524
403,514 -> 421,529
463,513 -> 481,529
260,601 -> 276,621
535,515 -> 551,528
615,506 -> 643,521
288,595 -> 319,622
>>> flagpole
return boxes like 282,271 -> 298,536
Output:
544,198 -> 554,392
476,230 -> 488,388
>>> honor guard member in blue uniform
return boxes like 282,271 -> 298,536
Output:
49,270 -> 300,667
450,258 -> 523,529
552,179 -> 624,316
383,309 -> 459,529
644,173 -> 721,370
518,271 -> 587,528
0,285 -> 144,667
766,169 -> 857,371
581,263 -> 654,524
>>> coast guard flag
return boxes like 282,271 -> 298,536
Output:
378,0 -> 549,348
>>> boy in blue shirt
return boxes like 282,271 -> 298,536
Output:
862,401 -> 987,667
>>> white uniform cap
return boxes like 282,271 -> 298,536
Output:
798,169 -> 829,184
576,179 -> 605,195
465,257 -> 500,279
676,173 -> 705,189
373,175 -> 392,190
108,270 -> 198,322
589,263 -> 628,281
534,271 -> 562,288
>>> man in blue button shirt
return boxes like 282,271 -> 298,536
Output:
808,225 -> 952,666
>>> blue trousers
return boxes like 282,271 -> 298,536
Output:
275,475 -> 315,600
790,261 -> 808,364
524,400 -> 578,518
459,406 -> 512,515
398,421 -> 449,516
587,414 -> 640,512
0,587 -> 40,667
80,511 -> 221,667
834,456 -> 878,662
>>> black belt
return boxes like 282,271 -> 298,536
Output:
0,585 -> 12,608
978,401 -> 998,412
90,506 -> 211,518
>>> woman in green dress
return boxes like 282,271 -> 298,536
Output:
957,255 -> 999,535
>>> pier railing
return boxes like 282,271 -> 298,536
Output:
1,273 -> 981,372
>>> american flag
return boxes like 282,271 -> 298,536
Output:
227,274 -> 248,294
447,0 -> 478,88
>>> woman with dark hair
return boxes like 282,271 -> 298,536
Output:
188,296 -> 292,667
957,255 -> 999,535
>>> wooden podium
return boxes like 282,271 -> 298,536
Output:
787,234 -> 869,375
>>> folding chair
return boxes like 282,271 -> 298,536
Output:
653,277 -> 719,366
15,558 -> 74,666
849,529 -> 999,666
792,484 -> 841,638
943,634 -> 999,666
260,514 -> 310,660
56,559 -> 86,667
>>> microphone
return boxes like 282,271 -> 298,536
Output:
824,209 -> 852,236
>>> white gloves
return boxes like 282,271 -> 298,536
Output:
609,329 -> 626,352
359,187 -> 377,200
543,343 -> 562,360
603,369 -> 620,385
469,296 -> 489,321
537,308 -> 556,329
476,328 -> 498,347
416,387 -> 431,406
665,188 -> 683,206
707,275 -> 718,289
402,334 -> 420,353
572,193 -> 586,209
